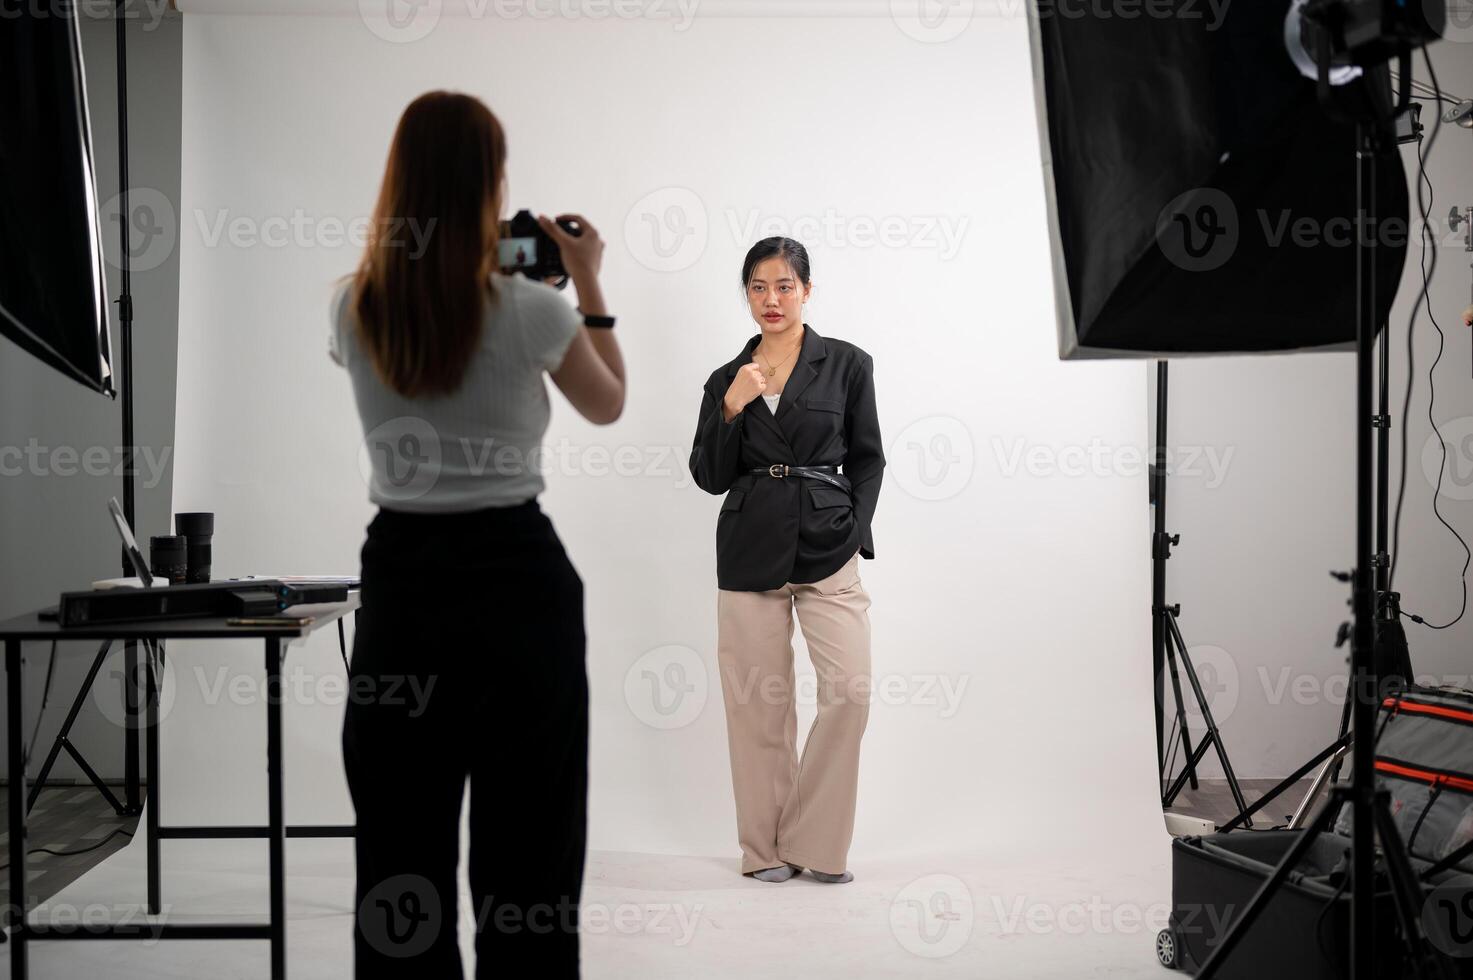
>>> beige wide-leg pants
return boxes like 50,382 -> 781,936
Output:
716,548 -> 872,876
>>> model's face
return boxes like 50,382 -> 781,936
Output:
746,257 -> 810,334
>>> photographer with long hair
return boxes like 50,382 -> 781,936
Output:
329,90 -> 624,978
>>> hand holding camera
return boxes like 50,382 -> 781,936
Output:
497,208 -> 604,289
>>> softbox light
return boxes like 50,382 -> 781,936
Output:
0,9 -> 113,394
1027,0 -> 1410,358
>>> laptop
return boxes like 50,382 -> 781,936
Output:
37,497 -> 152,621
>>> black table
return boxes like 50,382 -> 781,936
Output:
0,595 -> 361,979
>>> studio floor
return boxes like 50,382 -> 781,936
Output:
0,808 -> 1175,979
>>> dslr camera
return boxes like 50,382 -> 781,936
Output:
497,209 -> 582,288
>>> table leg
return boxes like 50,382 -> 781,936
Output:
124,640 -> 140,812
146,640 -> 161,914
7,640 -> 28,979
266,637 -> 285,979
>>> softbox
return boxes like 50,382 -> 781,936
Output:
1027,0 -> 1410,358
0,9 -> 112,394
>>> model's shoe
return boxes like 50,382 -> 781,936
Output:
807,868 -> 854,883
751,864 -> 798,882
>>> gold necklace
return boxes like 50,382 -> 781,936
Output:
757,334 -> 801,378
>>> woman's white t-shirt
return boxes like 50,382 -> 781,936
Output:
328,272 -> 581,512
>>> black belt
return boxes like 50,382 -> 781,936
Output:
751,464 -> 848,491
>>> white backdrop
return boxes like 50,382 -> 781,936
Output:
162,2 -> 1163,870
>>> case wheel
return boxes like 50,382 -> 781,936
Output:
1155,928 -> 1180,969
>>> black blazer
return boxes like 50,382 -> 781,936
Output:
689,322 -> 884,592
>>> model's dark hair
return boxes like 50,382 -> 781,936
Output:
740,236 -> 811,292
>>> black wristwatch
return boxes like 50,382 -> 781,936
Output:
579,310 -> 616,329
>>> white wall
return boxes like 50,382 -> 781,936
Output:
1158,41 -> 1473,783
161,4 -> 1162,864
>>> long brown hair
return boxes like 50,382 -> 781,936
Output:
349,91 -> 507,398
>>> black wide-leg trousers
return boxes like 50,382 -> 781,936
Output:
341,499 -> 588,978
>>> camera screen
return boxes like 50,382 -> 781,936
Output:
498,236 -> 537,268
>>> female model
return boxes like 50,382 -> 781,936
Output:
330,91 -> 624,977
688,237 -> 885,884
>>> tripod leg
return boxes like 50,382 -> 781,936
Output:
1164,738 -> 1215,806
26,640 -> 117,815
1330,684 -> 1353,786
1169,614 -> 1254,829
1373,791 -> 1459,980
1162,620 -> 1199,792
1290,742 -> 1352,830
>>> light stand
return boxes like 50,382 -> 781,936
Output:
1152,361 -> 1252,826
114,0 -> 144,819
24,0 -> 147,821
1193,37 -> 1451,978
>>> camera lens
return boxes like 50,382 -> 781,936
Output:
150,535 -> 187,585
175,512 -> 214,584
